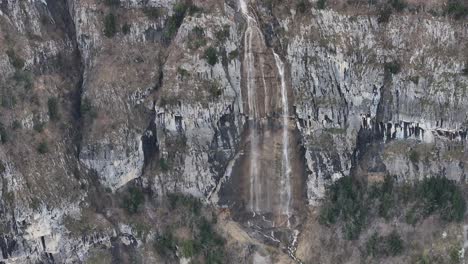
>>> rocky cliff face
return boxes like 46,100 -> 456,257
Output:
285,9 -> 468,204
0,0 -> 467,263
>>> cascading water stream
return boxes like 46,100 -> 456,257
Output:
274,53 -> 292,223
238,0 -> 292,222
240,0 -> 261,213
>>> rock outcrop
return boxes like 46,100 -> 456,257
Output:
0,0 -> 467,262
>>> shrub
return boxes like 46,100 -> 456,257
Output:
164,3 -> 189,40
408,149 -> 419,163
446,1 -> 468,19
159,158 -> 169,171
447,191 -> 466,222
122,187 -> 144,214
199,218 -> 225,262
33,122 -> 45,133
204,47 -> 218,66
409,75 -> 420,84
167,193 -> 201,215
188,26 -> 206,49
385,61 -> 401,74
156,194 -> 225,262
463,66 -> 468,76
47,97 -> 59,121
404,206 -> 421,226
37,141 -> 49,154
192,26 -> 204,37
81,98 -> 97,119
228,49 -> 239,61
214,25 -> 230,42
417,176 -> 466,222
104,0 -> 120,6
187,4 -> 202,15
449,245 -> 461,264
390,0 -> 406,12
378,5 -> 393,23
6,49 -> 25,69
0,123 -> 7,144
208,81 -> 222,98
1,93 -> 17,109
320,173 -> 468,242
104,13 -> 117,37
386,231 -> 404,256
317,0 -> 326,9
180,240 -> 199,258
13,70 -> 33,90
318,176 -> 368,240
12,120 -> 21,130
143,7 -> 161,20
177,66 -> 189,79
365,230 -> 404,258
296,0 -> 311,13
122,23 -> 131,35
164,2 -> 201,40
154,232 -> 176,257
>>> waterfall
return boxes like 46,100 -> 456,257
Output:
274,53 -> 292,222
240,0 -> 260,212
238,0 -> 292,221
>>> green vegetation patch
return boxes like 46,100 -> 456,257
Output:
228,49 -> 239,61
81,97 -> 98,119
122,186 -> 145,214
365,230 -> 404,258
154,232 -> 177,257
320,175 -> 466,241
408,149 -> 419,163
204,46 -> 218,66
167,193 -> 201,215
13,70 -> 33,90
317,0 -> 327,10
47,97 -> 60,121
104,13 -> 117,37
417,176 -> 466,222
122,23 -> 131,35
1,91 -> 16,109
164,2 -> 201,40
104,0 -> 120,7
188,26 -> 207,50
177,66 -> 189,79
296,0 -> 311,13
446,0 -> 468,19
378,5 -> 393,24
319,176 -> 367,240
390,0 -> 406,12
159,158 -> 170,171
206,80 -> 222,98
154,193 -> 225,263
214,24 -> 230,43
6,49 -> 25,69
143,7 -> 162,20
0,122 -> 8,144
385,61 -> 401,74
37,141 -> 49,154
